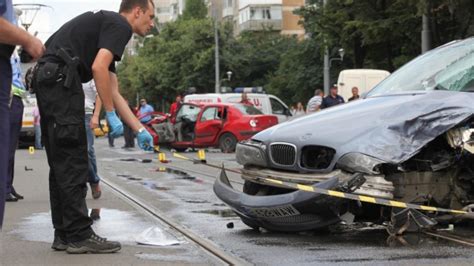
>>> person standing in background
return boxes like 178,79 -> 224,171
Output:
6,52 -> 25,202
169,95 -> 181,118
306,89 -> 324,113
33,106 -> 42,149
293,102 -> 306,118
321,86 -> 345,109
348,86 -> 360,101
0,0 -> 44,227
83,80 -> 102,199
240,92 -> 253,105
122,99 -> 135,148
138,98 -> 154,123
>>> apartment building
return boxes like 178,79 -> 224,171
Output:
215,0 -> 305,38
154,0 -> 184,25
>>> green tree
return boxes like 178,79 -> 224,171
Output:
424,0 -> 474,46
181,0 -> 207,20
298,0 -> 421,71
118,18 -> 222,107
267,39 -> 323,105
221,31 -> 298,90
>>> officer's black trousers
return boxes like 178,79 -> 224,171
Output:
35,62 -> 93,242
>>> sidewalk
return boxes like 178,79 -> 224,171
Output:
1,148 -> 213,265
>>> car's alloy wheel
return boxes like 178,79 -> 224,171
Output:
219,133 -> 237,153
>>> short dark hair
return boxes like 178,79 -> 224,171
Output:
119,0 -> 154,13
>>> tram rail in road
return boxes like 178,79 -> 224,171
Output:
101,176 -> 250,266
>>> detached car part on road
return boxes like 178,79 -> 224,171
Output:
214,38 -> 474,234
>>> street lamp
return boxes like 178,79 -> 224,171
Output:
219,71 -> 233,93
327,48 -> 344,89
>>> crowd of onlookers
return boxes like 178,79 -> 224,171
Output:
290,86 -> 360,118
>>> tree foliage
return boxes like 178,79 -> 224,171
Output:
181,0 -> 207,20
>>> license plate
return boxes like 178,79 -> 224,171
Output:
249,205 -> 300,218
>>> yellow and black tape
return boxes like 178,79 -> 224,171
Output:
263,178 -> 466,215
172,152 -> 468,215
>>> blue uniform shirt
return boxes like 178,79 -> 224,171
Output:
0,0 -> 14,22
11,53 -> 26,95
321,95 -> 345,109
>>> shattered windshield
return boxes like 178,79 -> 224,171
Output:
176,104 -> 201,122
367,38 -> 474,97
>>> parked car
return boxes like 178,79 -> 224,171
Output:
143,102 -> 278,152
215,37 -> 474,233
184,93 -> 292,123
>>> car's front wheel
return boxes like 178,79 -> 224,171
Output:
219,133 -> 237,153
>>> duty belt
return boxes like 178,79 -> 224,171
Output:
56,48 -> 79,89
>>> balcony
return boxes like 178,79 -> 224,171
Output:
239,19 -> 282,31
223,7 -> 234,18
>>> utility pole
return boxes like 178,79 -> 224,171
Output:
421,2 -> 432,54
322,0 -> 330,95
214,5 -> 220,93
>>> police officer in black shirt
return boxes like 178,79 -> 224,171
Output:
33,0 -> 155,253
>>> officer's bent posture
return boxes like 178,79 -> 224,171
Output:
33,0 -> 155,254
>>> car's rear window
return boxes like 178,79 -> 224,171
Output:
233,104 -> 263,115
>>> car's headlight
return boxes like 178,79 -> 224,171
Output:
236,140 -> 268,167
337,153 -> 385,174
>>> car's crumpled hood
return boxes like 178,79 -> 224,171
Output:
253,91 -> 474,164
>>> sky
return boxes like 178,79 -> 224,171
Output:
13,0 -> 122,42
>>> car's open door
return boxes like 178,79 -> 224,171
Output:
194,105 -> 224,145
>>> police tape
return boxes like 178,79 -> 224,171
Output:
172,152 -> 468,215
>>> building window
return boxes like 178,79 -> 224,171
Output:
250,8 -> 255,19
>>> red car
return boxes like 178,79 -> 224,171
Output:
141,103 -> 278,152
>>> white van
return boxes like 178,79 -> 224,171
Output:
337,69 -> 390,100
184,93 -> 292,123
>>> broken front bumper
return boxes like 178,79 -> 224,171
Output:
213,169 -> 345,232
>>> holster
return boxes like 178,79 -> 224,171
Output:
56,48 -> 79,89
35,48 -> 80,90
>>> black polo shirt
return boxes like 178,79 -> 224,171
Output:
321,95 -> 345,109
43,10 -> 132,82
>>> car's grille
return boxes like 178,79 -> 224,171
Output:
300,145 -> 335,170
270,143 -> 297,166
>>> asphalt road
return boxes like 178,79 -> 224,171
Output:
90,136 -> 474,266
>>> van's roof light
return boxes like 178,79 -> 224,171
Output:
234,87 -> 265,93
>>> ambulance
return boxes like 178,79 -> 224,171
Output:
184,93 -> 292,123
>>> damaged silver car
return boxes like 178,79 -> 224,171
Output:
214,38 -> 474,234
